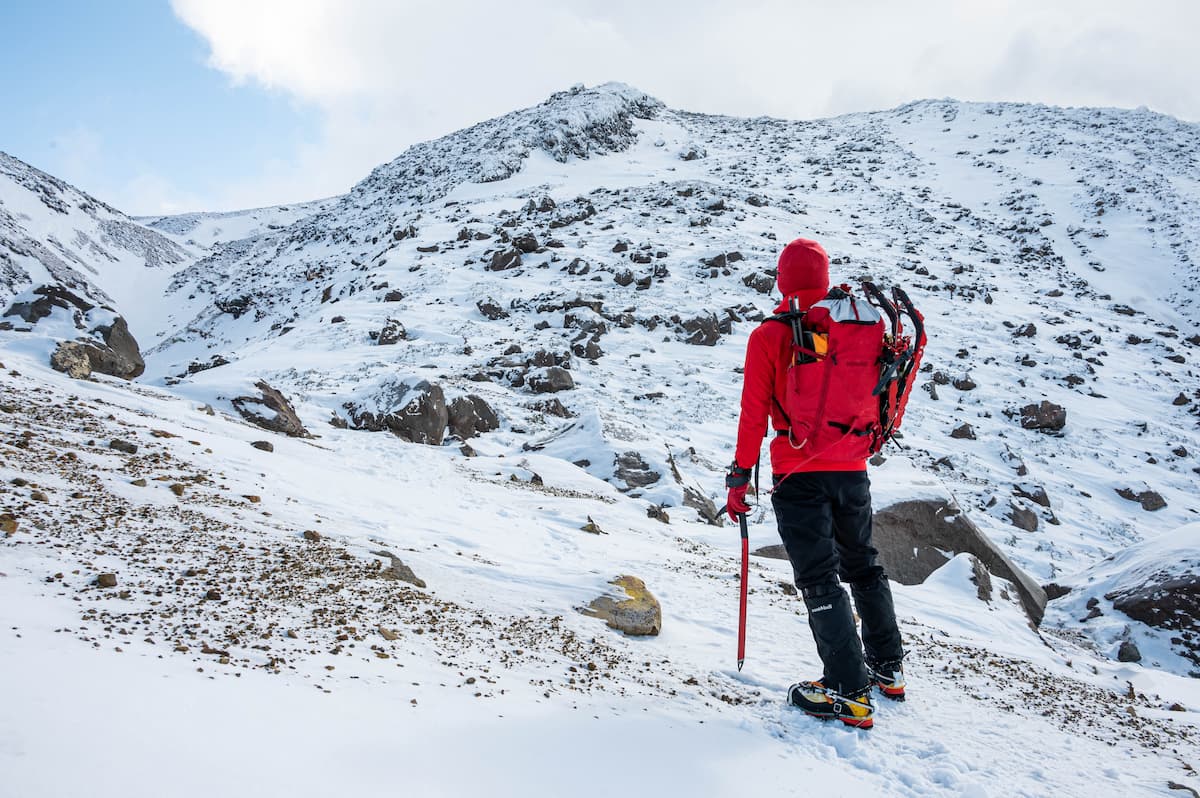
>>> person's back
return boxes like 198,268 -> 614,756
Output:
725,238 -> 906,730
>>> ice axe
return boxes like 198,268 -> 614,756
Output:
737,511 -> 749,671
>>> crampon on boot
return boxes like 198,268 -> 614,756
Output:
868,660 -> 906,701
787,680 -> 874,729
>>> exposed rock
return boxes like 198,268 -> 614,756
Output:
613,269 -> 634,287
872,499 -> 1047,624
383,290 -> 405,302
49,342 -> 93,379
528,398 -> 572,418
1018,400 -> 1066,432
373,549 -> 427,588
1117,640 -> 1142,663
528,367 -> 574,394
580,516 -> 605,535
476,298 -> 509,320
303,530 -> 322,542
1009,502 -> 1039,532
375,318 -> 406,345
0,513 -> 17,535
1012,323 -> 1037,338
614,451 -> 660,490
512,233 -> 540,253
50,328 -> 144,381
742,272 -> 775,294
4,284 -> 94,323
1115,487 -> 1166,511
1014,484 -> 1052,508
345,380 -> 448,445
92,317 -> 145,379
969,555 -> 993,602
487,248 -> 522,271
232,381 -> 312,437
679,312 -> 724,346
580,575 -> 661,636
952,375 -> 977,391
647,504 -> 670,524
251,440 -> 274,452
108,439 -> 137,455
950,422 -> 976,440
96,573 -> 117,588
683,485 -> 721,526
447,394 -> 499,439
1042,582 -> 1072,601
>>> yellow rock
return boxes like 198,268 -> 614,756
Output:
581,575 -> 661,636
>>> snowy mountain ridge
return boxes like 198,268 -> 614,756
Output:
2,83 -> 1199,797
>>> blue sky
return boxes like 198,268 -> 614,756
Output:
0,0 -> 321,213
2,1 -> 1197,216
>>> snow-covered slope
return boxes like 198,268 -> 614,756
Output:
2,84 -> 1199,796
147,84 -> 1200,584
0,152 -> 195,343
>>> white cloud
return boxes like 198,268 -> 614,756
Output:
170,0 -> 1200,211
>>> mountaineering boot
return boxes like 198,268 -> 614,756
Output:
868,659 -> 906,701
787,680 -> 874,729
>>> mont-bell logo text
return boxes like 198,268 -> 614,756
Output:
811,603 -> 834,613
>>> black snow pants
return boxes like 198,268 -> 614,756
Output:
771,470 -> 904,696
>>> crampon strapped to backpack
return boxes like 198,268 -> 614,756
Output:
767,281 -> 926,478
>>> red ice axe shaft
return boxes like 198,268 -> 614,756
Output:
737,511 -> 749,671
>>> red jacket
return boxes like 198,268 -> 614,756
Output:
734,296 -> 867,475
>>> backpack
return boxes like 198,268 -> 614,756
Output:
767,282 -> 926,470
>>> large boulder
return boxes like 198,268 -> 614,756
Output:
872,498 -> 1048,624
49,317 -> 145,381
49,341 -> 94,379
88,317 -> 145,379
528,366 -> 574,393
1018,400 -> 1066,432
580,576 -> 661,636
345,380 -> 448,445
447,394 -> 499,440
231,381 -> 312,437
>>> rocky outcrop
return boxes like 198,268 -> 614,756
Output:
872,498 -> 1048,624
580,575 -> 661,636
5,284 -> 94,323
231,381 -> 312,437
613,451 -> 660,490
344,380 -> 448,445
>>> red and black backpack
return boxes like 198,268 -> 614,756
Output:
767,282 -> 926,469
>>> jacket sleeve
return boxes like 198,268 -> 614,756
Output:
734,327 -> 777,470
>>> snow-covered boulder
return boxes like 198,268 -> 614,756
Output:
344,379 -> 449,445
873,498 -> 1048,624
